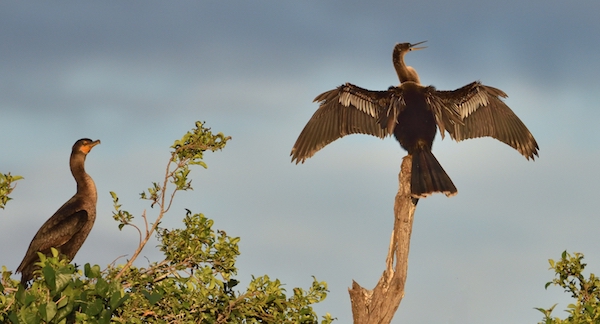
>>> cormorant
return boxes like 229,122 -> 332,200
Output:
17,138 -> 100,284
291,42 -> 538,198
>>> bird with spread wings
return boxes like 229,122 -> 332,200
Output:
291,42 -> 538,198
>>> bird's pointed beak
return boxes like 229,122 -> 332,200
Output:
410,41 -> 427,51
83,140 -> 100,153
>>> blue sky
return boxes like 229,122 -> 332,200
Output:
1,1 -> 599,323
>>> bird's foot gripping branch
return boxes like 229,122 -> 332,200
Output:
1,121 -> 334,323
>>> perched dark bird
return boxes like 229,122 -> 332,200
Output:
291,41 -> 538,198
17,138 -> 100,284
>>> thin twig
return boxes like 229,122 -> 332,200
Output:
115,154 -> 177,280
128,221 -> 143,247
107,255 -> 129,269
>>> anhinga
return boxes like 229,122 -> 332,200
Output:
291,41 -> 538,198
17,138 -> 100,284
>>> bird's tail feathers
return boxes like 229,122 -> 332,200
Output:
411,150 -> 457,198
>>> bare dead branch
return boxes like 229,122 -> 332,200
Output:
349,155 -> 417,324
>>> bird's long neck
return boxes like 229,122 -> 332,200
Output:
393,52 -> 421,84
70,153 -> 97,202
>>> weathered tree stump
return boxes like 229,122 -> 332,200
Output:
349,155 -> 417,324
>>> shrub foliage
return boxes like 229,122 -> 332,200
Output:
1,122 -> 333,323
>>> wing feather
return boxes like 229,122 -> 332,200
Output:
422,86 -> 463,139
291,83 -> 389,163
34,210 -> 88,253
437,82 -> 539,159
17,205 -> 88,274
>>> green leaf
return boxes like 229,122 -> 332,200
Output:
43,265 -> 57,292
15,283 -> 25,304
99,309 -> 112,324
109,291 -> 129,309
96,278 -> 109,298
54,299 -> 74,323
84,264 -> 102,279
0,172 -> 23,209
39,302 -> 57,322
142,290 -> 163,305
54,270 -> 73,294
19,303 -> 41,324
23,293 -> 36,307
86,298 -> 104,316
7,312 -> 19,324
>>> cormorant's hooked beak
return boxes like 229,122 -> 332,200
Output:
409,41 -> 427,51
80,140 -> 101,154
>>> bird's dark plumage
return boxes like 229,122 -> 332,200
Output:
291,42 -> 538,198
16,138 -> 100,284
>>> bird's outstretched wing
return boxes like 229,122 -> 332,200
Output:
290,83 -> 390,164
436,82 -> 539,160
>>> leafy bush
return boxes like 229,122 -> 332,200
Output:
1,122 -> 333,323
0,172 -> 23,209
537,251 -> 600,324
